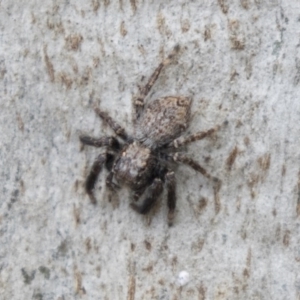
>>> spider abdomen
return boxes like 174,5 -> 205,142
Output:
136,96 -> 191,148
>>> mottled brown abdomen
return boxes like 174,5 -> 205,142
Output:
136,96 -> 191,148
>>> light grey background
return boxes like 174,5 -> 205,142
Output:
1,1 -> 300,299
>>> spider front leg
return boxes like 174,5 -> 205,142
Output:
166,171 -> 176,226
105,171 -> 119,190
84,153 -> 108,204
130,178 -> 163,214
133,45 -> 180,122
133,187 -> 147,202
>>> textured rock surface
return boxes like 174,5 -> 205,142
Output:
1,1 -> 300,299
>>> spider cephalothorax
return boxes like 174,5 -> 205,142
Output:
80,45 -> 221,225
114,141 -> 155,189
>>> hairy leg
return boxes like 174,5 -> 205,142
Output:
105,171 -> 119,190
172,153 -> 216,181
133,45 -> 180,122
130,178 -> 163,214
79,135 -> 120,150
165,171 -> 176,225
85,153 -> 107,204
168,125 -> 221,149
133,187 -> 147,202
94,106 -> 129,141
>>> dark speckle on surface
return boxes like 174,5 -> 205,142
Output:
21,268 -> 35,284
33,291 -> 43,300
57,240 -> 69,257
39,266 -> 50,279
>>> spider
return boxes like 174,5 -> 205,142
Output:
79,45 -> 221,225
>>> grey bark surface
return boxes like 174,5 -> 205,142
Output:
1,1 -> 300,299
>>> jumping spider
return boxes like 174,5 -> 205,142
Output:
80,45 -> 221,225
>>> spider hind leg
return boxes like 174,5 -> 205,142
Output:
133,45 -> 180,122
79,135 -> 120,150
94,107 -> 130,141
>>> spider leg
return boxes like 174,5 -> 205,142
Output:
105,171 -> 119,190
172,153 -> 216,180
94,106 -> 130,141
133,45 -> 180,121
79,135 -> 120,150
85,153 -> 107,204
167,125 -> 221,149
165,171 -> 176,226
130,178 -> 163,214
133,187 -> 147,202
